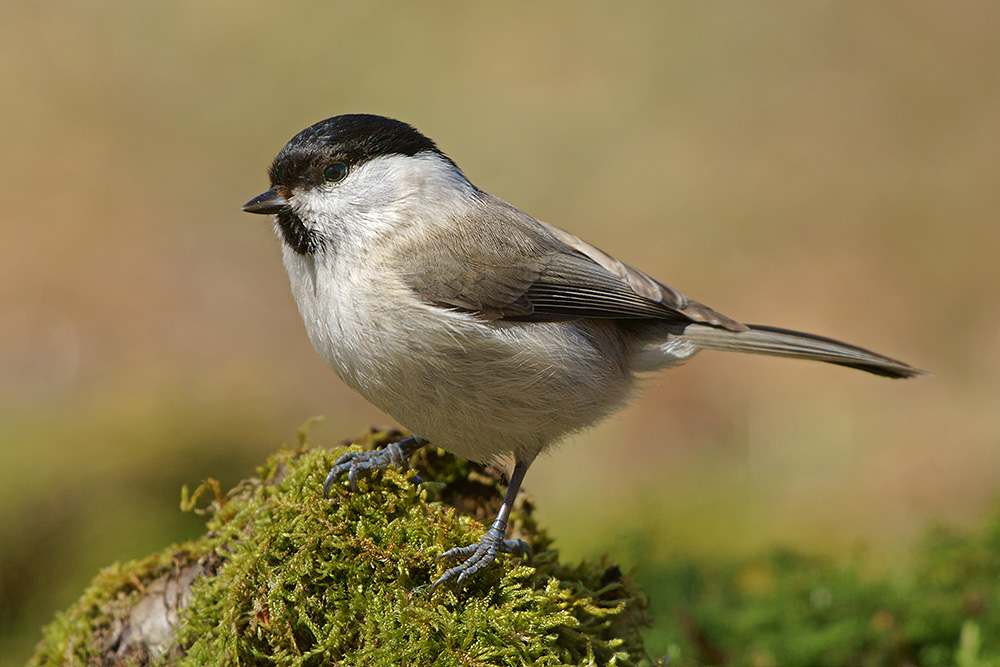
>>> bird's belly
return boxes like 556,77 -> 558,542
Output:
302,281 -> 634,462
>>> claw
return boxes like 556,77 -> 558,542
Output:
427,458 -> 535,594
323,436 -> 426,497
322,468 -> 338,497
429,524 -> 533,595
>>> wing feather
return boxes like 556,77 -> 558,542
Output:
397,192 -> 746,331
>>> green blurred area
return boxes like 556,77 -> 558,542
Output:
634,503 -> 1000,665
1,1 -> 997,664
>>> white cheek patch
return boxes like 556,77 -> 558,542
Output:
287,153 -> 473,248
293,187 -> 352,228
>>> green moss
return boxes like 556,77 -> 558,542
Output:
28,429 -> 651,666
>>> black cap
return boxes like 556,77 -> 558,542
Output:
268,114 -> 452,189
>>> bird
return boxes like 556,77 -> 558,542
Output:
242,114 -> 926,593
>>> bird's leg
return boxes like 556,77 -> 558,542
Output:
429,458 -> 533,594
323,435 -> 427,496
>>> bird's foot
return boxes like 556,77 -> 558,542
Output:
323,436 -> 424,496
429,522 -> 533,594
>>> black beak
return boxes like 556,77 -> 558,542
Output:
242,188 -> 290,214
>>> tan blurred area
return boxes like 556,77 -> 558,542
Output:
1,1 -> 997,661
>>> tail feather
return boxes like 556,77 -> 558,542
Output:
679,323 -> 928,379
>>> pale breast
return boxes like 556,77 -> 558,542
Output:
285,247 -> 637,463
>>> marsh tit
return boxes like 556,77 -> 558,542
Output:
242,114 -> 926,593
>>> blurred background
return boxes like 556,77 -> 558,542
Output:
1,1 -> 997,662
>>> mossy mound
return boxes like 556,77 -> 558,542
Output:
28,428 -> 651,666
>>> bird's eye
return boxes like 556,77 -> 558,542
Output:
323,162 -> 349,183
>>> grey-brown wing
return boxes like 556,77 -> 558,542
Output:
537,221 -> 747,331
496,252 -> 695,322
399,195 -> 747,331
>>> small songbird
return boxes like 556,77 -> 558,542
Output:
242,114 -> 926,592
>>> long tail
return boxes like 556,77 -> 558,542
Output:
678,323 -> 928,379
